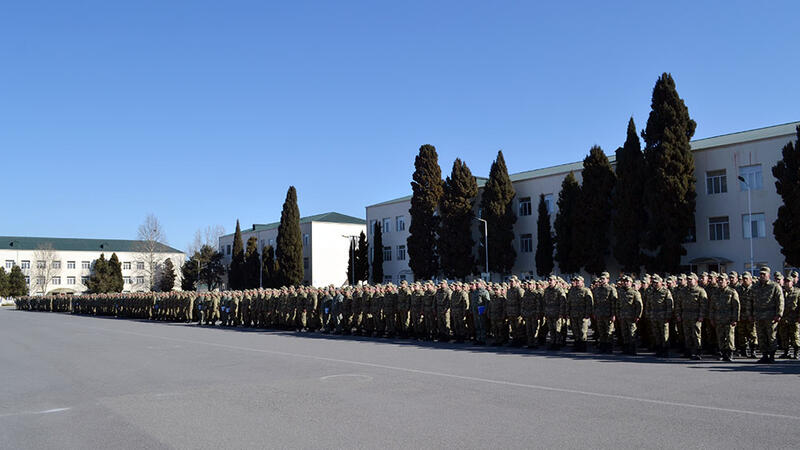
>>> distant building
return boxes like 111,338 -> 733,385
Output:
217,212 -> 366,287
366,121 -> 800,281
0,236 -> 185,295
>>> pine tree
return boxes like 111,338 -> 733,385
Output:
261,245 -> 278,288
535,194 -> 555,276
579,146 -> 616,275
7,265 -> 28,296
346,238 -> 357,284
228,220 -> 245,289
108,253 -> 124,293
772,125 -> 800,266
0,267 -> 8,297
159,258 -> 176,292
554,172 -> 581,275
181,253 -> 199,291
244,236 -> 261,288
276,186 -> 303,286
198,245 -> 225,291
613,118 -> 646,273
371,221 -> 384,283
355,231 -> 369,282
407,144 -> 443,280
480,150 -> 517,275
641,73 -> 697,273
439,158 -> 479,279
87,253 -> 109,293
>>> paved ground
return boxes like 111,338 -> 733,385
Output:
2,307 -> 799,450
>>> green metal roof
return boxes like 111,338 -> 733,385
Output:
221,212 -> 366,238
0,236 -> 183,253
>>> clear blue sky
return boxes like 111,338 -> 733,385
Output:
3,0 -> 798,254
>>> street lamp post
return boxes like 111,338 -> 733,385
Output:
473,217 -> 489,278
738,175 -> 755,274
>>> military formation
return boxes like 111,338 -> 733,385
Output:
13,267 -> 800,364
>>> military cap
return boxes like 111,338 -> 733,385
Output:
668,275 -> 677,283
759,266 -> 771,274
774,272 -> 784,280
678,273 -> 687,281
717,273 -> 728,281
791,270 -> 799,278
688,273 -> 699,281
651,274 -> 663,283
710,271 -> 718,278
572,275 -> 584,282
620,275 -> 632,282
643,274 -> 652,281
701,272 -> 709,278
548,275 -> 558,281
600,271 -> 610,279
742,271 -> 752,279
728,271 -> 739,278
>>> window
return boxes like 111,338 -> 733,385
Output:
81,276 -> 89,285
226,244 -> 231,255
124,276 -> 132,285
382,218 -> 391,233
136,276 -> 145,284
82,261 -> 90,269
67,276 -> 76,285
37,260 -> 46,269
67,261 -> 75,269
24,276 -> 30,285
370,219 -> 377,235
383,246 -> 392,262
136,262 -> 145,270
706,170 -> 727,194
543,194 -> 554,214
36,276 -> 45,286
396,216 -> 405,231
397,245 -> 406,261
123,262 -> 131,270
743,213 -> 766,239
303,257 -> 309,270
520,234 -> 533,253
303,234 -> 309,247
684,225 -> 697,243
739,165 -> 763,190
51,276 -> 61,285
709,216 -> 730,241
383,275 -> 392,284
5,260 -> 13,269
21,260 -> 30,269
52,261 -> 61,269
399,274 -> 407,281
519,197 -> 532,216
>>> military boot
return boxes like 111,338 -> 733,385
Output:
779,349 -> 792,359
794,348 -> 800,360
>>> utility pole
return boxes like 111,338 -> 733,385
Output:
738,175 -> 755,274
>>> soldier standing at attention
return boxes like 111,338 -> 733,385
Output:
753,267 -> 784,363
778,275 -> 800,359
449,282 -> 469,343
677,274 -> 707,359
488,283 -> 507,346
521,280 -> 541,349
617,275 -> 643,355
566,275 -> 593,352
591,272 -> 617,354
543,275 -> 566,350
396,280 -> 412,338
736,272 -> 759,358
710,273 -> 740,361
647,275 -> 674,357
435,281 -> 452,342
470,281 -> 490,345
505,278 -> 524,346
422,282 -> 437,341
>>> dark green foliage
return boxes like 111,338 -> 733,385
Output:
261,245 -> 279,288
355,231 -> 369,282
228,220 -> 245,289
579,146 -> 616,275
244,236 -> 261,288
276,186 -> 303,286
772,126 -> 800,266
535,194 -> 555,277
7,265 -> 28,296
554,172 -> 581,275
407,144 -> 443,280
439,158 -> 479,279
181,254 -> 199,291
613,118 -> 646,273
87,253 -> 110,293
198,245 -> 225,291
0,267 -> 8,297
641,73 -> 697,273
159,258 -> 176,292
107,253 -> 124,293
346,239 -> 356,284
480,150 -> 517,275
371,221 -> 384,283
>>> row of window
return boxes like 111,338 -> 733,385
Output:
29,275 -> 146,286
5,260 -> 146,271
371,216 -> 406,235
705,165 -> 763,195
381,245 -> 406,262
518,194 -> 554,217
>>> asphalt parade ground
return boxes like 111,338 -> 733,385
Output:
2,307 -> 799,449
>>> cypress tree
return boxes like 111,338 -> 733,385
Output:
439,158 -> 479,279
159,258 -> 176,292
244,236 -> 261,288
407,144 -> 443,280
535,194 -> 555,277
480,150 -> 517,275
108,253 -> 124,293
276,186 -> 303,286
371,221 -> 384,283
229,220 -> 245,289
346,239 -> 356,285
261,245 -> 279,288
613,118 -> 646,273
87,253 -> 109,293
0,267 -> 8,297
554,172 -> 581,275
355,231 -> 369,282
199,245 -> 226,291
8,265 -> 28,296
772,125 -> 800,266
579,146 -> 616,275
641,73 -> 697,273
181,253 -> 199,291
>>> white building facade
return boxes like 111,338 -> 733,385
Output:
0,236 -> 185,295
217,212 -> 366,287
366,121 -> 800,282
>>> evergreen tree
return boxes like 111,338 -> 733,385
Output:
613,118 -> 646,273
228,220 -> 245,289
371,221 -> 384,283
7,265 -> 28,296
535,194 -> 555,276
480,150 -> 517,275
276,186 -> 303,286
772,125 -> 800,266
159,258 -> 176,292
198,245 -> 226,291
579,146 -> 616,275
261,245 -> 279,288
87,253 -> 109,294
355,231 -> 369,282
439,158 -> 479,279
641,73 -> 697,273
346,238 -> 357,284
244,236 -> 261,288
181,253 -> 199,291
0,267 -> 8,297
407,144 -> 443,280
108,253 -> 124,293
554,172 -> 582,275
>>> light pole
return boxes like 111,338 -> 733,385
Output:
473,217 -> 488,278
738,175 -> 755,274
259,243 -> 263,289
342,235 -> 359,285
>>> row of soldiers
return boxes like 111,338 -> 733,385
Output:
13,267 -> 798,363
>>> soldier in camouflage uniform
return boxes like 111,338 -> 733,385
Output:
567,275 -> 593,352
521,280 -> 542,349
778,275 -> 800,359
470,281 -> 490,345
591,272 -> 617,353
435,281 -> 452,342
753,267 -> 784,363
617,275 -> 643,355
646,275 -> 673,357
505,278 -> 525,346
543,275 -> 566,350
449,282 -> 469,343
710,273 -> 740,361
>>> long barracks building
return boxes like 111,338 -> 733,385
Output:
365,121 -> 800,283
